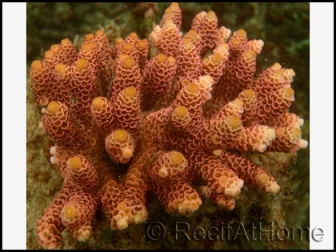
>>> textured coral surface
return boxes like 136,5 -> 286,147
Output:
27,2 -> 309,250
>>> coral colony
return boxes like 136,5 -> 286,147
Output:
29,2 -> 308,249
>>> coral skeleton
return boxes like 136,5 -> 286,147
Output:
29,3 -> 307,249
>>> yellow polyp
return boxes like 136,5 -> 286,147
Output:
221,43 -> 229,50
122,148 -> 133,159
50,44 -> 60,53
244,89 -> 255,99
55,63 -> 66,76
182,38 -> 192,46
282,87 -> 295,101
213,149 -> 222,156
75,59 -> 89,70
156,53 -> 167,63
68,157 -> 82,170
118,54 -> 129,62
257,173 -> 269,185
211,135 -> 220,145
164,19 -> 174,26
272,69 -> 285,81
171,152 -> 184,165
92,97 -> 104,109
186,83 -> 200,94
63,205 -> 77,219
165,7 -> 173,14
137,39 -> 148,50
237,29 -> 247,39
159,168 -> 169,178
187,29 -> 197,37
61,38 -> 71,46
228,116 -> 242,129
95,29 -> 104,37
115,37 -> 124,45
31,60 -> 42,71
124,86 -> 137,98
290,127 -> 301,138
167,56 -> 176,65
244,50 -> 256,61
44,50 -> 54,59
89,42 -> 98,49
115,130 -> 128,143
122,57 -> 135,69
174,106 -> 188,118
117,202 -> 127,211
219,176 -> 228,184
81,43 -> 92,52
47,101 -> 60,114
285,69 -> 296,78
122,43 -> 133,52
85,33 -> 95,41
276,128 -> 284,136
171,2 -> 179,8
129,32 -> 138,39
233,98 -> 244,108
212,52 -> 223,64
206,11 -> 217,20
231,38 -> 241,47
284,87 -> 294,96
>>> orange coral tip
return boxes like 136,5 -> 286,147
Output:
47,101 -> 60,114
285,87 -> 294,96
95,29 -> 105,37
257,173 -> 269,185
165,7 -> 173,14
244,50 -> 256,61
81,43 -> 92,52
212,52 -> 223,64
31,60 -> 42,70
122,57 -> 135,68
115,37 -> 124,45
61,38 -> 71,45
85,33 -> 95,41
55,63 -> 66,76
290,127 -> 301,138
63,205 -> 77,219
174,106 -> 188,118
171,152 -> 184,165
68,157 -> 82,170
206,11 -> 217,20
228,116 -> 242,129
186,83 -> 200,94
124,86 -> 137,98
156,53 -> 167,63
122,43 -> 133,52
237,29 -> 247,38
44,50 -> 54,58
92,97 -> 104,109
231,38 -> 241,47
137,39 -> 148,50
50,44 -> 60,53
129,32 -> 138,39
244,89 -> 255,99
115,130 -> 128,143
75,59 -> 89,70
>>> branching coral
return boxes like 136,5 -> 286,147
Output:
29,2 -> 307,249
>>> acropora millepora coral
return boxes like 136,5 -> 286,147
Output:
29,2 -> 308,249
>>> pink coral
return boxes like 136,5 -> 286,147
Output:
29,3 -> 308,249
